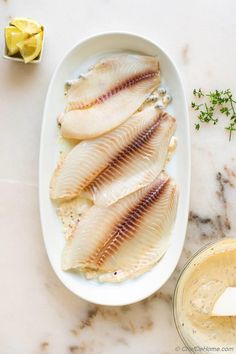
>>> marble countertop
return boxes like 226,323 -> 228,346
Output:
1,0 -> 236,353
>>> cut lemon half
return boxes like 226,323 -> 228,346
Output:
5,25 -> 28,55
10,17 -> 41,35
17,31 -> 43,63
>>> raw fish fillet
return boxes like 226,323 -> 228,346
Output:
57,197 -> 93,240
86,111 -> 176,206
50,106 -> 176,205
62,172 -> 178,282
59,54 -> 160,139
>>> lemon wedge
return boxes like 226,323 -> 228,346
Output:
10,17 -> 41,35
17,31 -> 43,63
5,25 -> 28,55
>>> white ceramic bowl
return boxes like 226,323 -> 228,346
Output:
39,32 -> 190,306
3,25 -> 45,64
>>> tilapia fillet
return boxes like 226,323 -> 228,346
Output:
59,54 -> 160,139
50,106 -> 176,206
62,173 -> 178,282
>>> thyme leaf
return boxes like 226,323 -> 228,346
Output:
192,88 -> 236,141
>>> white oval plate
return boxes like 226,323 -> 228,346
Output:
39,32 -> 190,306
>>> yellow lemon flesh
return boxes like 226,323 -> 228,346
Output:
5,25 -> 29,55
10,17 -> 41,35
17,31 -> 43,63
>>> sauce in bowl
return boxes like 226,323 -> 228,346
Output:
174,239 -> 236,352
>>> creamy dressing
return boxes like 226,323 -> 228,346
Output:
175,239 -> 236,351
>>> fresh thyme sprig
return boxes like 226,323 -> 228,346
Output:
192,88 -> 236,140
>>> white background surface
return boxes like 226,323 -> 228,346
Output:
1,1 -> 236,353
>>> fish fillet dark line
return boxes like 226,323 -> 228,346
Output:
87,112 -> 168,192
51,106 -> 175,205
61,172 -> 178,281
67,71 -> 158,111
90,176 -> 170,266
